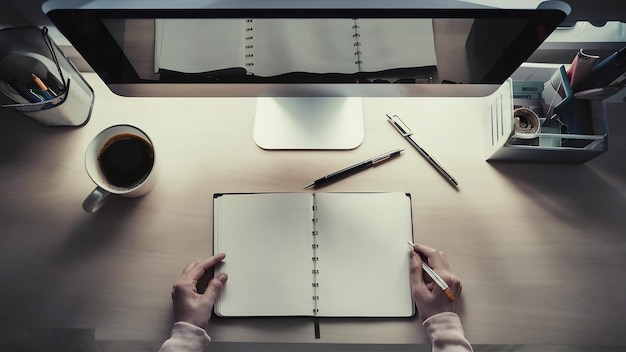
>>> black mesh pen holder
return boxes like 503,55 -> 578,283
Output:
0,26 -> 94,126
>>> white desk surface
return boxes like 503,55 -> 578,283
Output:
1,73 -> 626,347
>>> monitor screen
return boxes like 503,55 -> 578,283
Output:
44,0 -> 570,97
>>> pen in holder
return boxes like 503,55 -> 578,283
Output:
542,65 -> 594,136
0,26 -> 94,127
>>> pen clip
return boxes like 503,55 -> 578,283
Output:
387,114 -> 413,137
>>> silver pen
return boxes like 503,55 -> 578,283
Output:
386,114 -> 458,188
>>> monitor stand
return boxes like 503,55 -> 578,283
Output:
253,97 -> 364,150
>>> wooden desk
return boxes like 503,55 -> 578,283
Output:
1,74 -> 625,349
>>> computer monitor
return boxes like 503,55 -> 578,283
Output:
43,0 -> 570,149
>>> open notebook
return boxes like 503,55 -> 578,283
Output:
213,192 -> 414,317
155,19 -> 437,76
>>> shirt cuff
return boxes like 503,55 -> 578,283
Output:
423,312 -> 473,352
159,322 -> 211,352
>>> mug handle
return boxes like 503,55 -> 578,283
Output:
82,186 -> 111,213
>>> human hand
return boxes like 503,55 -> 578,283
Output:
171,253 -> 228,330
409,243 -> 462,321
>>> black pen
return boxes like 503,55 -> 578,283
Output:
304,149 -> 403,189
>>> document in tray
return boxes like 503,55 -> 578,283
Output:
155,19 -> 437,76
212,192 -> 415,317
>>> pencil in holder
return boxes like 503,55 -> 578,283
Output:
0,26 -> 94,127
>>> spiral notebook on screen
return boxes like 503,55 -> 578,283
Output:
212,192 -> 415,318
155,19 -> 437,77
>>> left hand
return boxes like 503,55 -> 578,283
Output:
171,253 -> 228,329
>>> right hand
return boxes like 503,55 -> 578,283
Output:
409,243 -> 462,321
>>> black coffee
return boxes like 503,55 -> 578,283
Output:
98,134 -> 154,189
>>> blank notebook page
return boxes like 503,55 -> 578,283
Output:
314,192 -> 414,317
213,193 -> 314,316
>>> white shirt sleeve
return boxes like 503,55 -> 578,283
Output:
158,322 -> 211,352
422,312 -> 474,352
158,313 -> 471,352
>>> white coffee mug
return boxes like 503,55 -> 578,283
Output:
82,124 -> 159,213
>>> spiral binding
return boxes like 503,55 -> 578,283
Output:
244,20 -> 255,73
352,19 -> 363,71
311,196 -> 320,337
